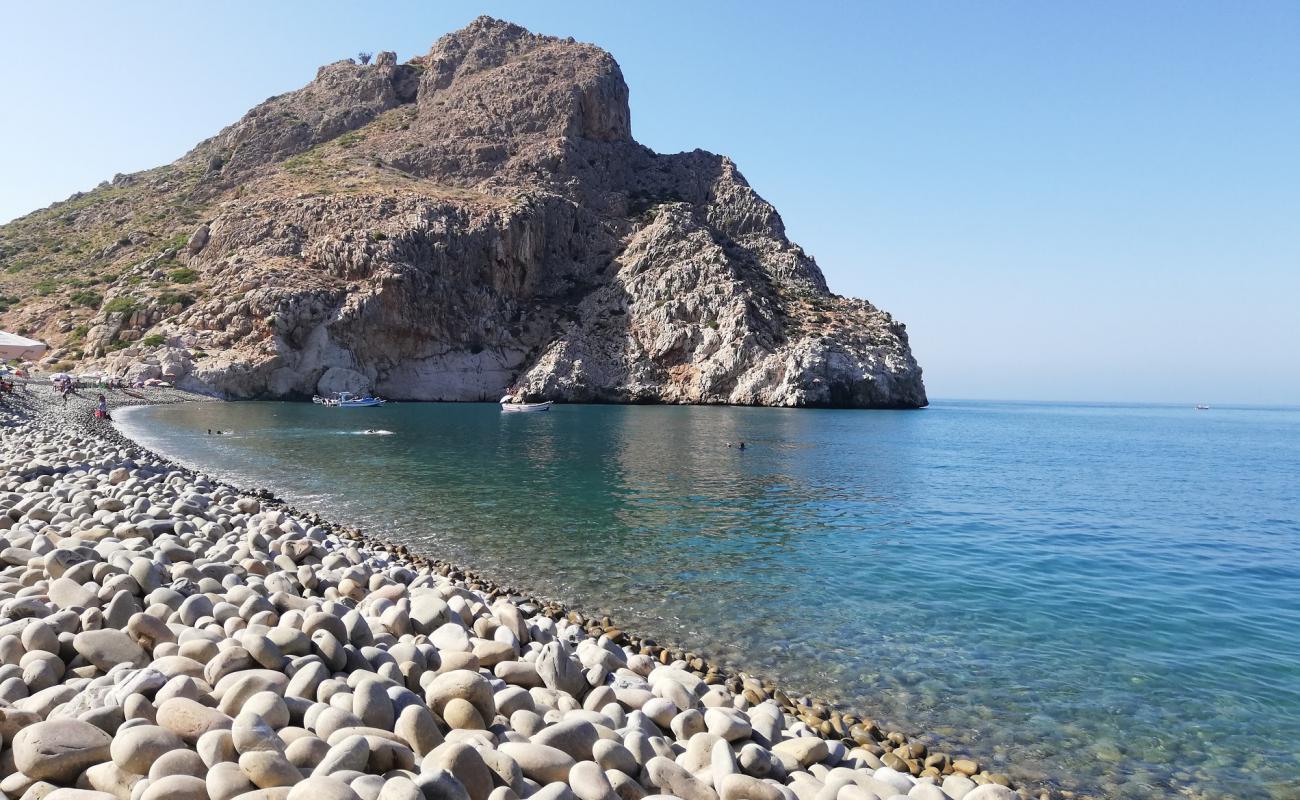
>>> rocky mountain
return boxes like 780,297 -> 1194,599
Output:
0,17 -> 926,408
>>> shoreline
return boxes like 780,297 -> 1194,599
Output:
1,386 -> 1048,800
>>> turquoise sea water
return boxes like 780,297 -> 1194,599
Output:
117,400 -> 1300,798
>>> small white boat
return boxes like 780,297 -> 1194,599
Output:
1195,404 -> 1210,411
320,391 -> 386,408
500,395 -> 552,413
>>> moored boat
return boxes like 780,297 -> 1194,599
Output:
318,392 -> 386,407
500,395 -> 552,413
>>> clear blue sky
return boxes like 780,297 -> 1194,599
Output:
2,1 -> 1297,404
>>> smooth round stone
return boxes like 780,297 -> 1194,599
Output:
529,784 -> 575,800
645,756 -> 717,800
497,743 -> 576,785
216,670 -> 290,717
427,670 -> 496,724
568,761 -> 615,800
772,737 -> 829,769
737,744 -> 773,778
430,623 -> 471,652
495,662 -> 543,689
443,698 -> 486,730
375,776 -> 423,800
606,771 -> 646,800
478,748 -> 523,793
705,708 -> 753,743
310,707 -> 363,742
141,775 -> 209,800
311,735 -> 370,776
671,710 -> 706,741
234,713 -> 286,755
472,640 -> 516,667
49,576 -> 101,610
871,767 -> 914,794
148,748 -> 208,780
718,774 -> 783,800
941,775 -> 978,799
352,774 -> 386,800
640,699 -> 678,730
244,692 -> 291,730
123,693 -> 158,723
423,742 -> 493,800
351,680 -> 393,730
209,761 -> 255,800
680,733 -> 724,774
12,718 -> 114,782
21,621 -> 60,654
408,596 -> 451,634
239,750 -> 303,788
394,704 -> 443,758
531,719 -> 598,762
82,761 -> 144,799
906,784 -> 949,800
961,787 -> 1016,800
286,777 -> 361,800
286,736 -> 331,770
416,768 -> 471,800
74,629 -> 149,671
42,791 -> 118,800
592,740 -> 637,776
157,697 -> 234,743
198,729 -> 239,768
509,710 -> 546,738
711,738 -> 739,780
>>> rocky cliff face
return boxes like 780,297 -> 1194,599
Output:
0,17 -> 926,408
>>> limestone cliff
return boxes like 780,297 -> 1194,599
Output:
0,17 -> 926,408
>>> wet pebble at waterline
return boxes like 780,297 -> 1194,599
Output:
0,390 -> 1039,800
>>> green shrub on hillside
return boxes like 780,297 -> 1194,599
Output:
142,334 -> 166,347
103,297 -> 137,315
70,290 -> 102,309
156,291 -> 195,308
169,268 -> 198,284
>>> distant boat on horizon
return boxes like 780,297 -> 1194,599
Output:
1195,404 -> 1210,410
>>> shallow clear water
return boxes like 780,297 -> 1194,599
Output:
118,400 -> 1300,798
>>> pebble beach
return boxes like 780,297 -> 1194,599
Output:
0,387 -> 1035,800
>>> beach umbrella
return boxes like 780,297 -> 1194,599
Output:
49,372 -> 71,382
0,331 -> 47,361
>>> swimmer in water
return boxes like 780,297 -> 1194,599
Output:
738,441 -> 746,450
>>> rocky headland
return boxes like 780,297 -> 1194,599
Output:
0,388 -> 1050,800
0,18 -> 925,408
